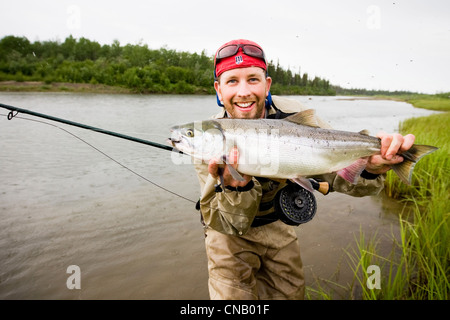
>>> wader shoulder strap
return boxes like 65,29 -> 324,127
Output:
267,102 -> 296,120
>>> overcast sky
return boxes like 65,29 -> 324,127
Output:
1,0 -> 449,94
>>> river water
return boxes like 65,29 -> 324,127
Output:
0,92 -> 437,299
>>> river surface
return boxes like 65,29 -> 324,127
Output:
0,93 -> 437,299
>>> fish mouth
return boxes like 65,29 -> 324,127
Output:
167,137 -> 180,147
168,128 -> 182,147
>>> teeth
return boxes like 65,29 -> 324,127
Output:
236,102 -> 253,108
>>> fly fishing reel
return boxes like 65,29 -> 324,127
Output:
274,182 -> 317,226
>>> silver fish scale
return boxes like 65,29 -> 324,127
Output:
213,118 -> 381,178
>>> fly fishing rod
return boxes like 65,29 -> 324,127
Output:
0,102 -> 181,154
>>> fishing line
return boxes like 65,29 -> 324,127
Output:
0,113 -> 274,223
0,113 -> 197,205
1,110 -> 313,225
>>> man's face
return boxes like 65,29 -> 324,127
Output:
214,67 -> 272,119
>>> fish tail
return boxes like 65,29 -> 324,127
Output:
391,144 -> 438,185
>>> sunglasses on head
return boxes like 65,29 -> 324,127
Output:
214,44 -> 266,67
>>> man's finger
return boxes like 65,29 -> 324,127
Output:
400,134 -> 415,153
377,132 -> 391,158
385,133 -> 403,160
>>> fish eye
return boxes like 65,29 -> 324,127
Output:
186,129 -> 194,137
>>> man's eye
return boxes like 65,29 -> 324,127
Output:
227,79 -> 237,84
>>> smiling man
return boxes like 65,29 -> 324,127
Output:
214,66 -> 271,119
194,39 -> 415,300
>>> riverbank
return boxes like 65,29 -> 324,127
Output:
0,81 -> 133,94
376,92 -> 450,112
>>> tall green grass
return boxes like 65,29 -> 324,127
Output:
345,229 -> 409,300
348,97 -> 449,299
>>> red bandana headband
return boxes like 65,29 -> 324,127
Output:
214,39 -> 267,78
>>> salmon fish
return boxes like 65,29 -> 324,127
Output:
168,109 -> 437,191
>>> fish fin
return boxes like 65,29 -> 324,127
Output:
222,155 -> 245,181
337,158 -> 368,184
401,144 -> 438,162
359,129 -> 370,136
392,144 -> 438,185
285,109 -> 321,128
391,160 -> 414,185
291,177 -> 315,193
226,164 -> 245,181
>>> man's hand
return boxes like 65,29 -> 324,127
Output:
208,147 -> 253,188
365,132 -> 416,175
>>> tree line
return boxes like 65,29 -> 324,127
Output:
0,35 -> 336,95
333,86 -> 419,96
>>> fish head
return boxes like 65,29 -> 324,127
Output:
168,120 -> 225,161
